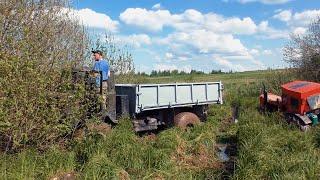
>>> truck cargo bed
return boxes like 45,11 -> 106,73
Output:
115,82 -> 223,115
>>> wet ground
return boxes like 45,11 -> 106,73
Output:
216,115 -> 238,179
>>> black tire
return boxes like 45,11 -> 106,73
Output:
174,112 -> 200,129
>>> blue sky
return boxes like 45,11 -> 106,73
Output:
71,0 -> 320,73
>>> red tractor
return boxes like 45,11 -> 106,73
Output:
259,80 -> 320,131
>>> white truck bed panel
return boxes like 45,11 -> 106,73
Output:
116,82 -> 223,114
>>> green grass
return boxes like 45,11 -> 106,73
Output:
2,69 -> 320,179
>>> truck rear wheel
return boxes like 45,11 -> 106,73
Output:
174,112 -> 200,129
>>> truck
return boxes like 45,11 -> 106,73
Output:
75,70 -> 224,132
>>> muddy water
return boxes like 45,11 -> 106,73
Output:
217,145 -> 230,162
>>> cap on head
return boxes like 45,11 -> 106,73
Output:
91,50 -> 103,56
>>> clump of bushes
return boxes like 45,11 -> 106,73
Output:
0,0 -> 89,151
284,17 -> 320,81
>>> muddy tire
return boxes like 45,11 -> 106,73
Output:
174,112 -> 200,129
296,118 -> 311,132
298,122 -> 310,132
300,125 -> 310,132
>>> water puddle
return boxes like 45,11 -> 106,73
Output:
217,145 -> 230,162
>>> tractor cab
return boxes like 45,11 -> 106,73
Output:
281,81 -> 320,115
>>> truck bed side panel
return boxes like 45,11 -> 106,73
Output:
135,82 -> 222,113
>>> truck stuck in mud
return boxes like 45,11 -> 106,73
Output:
74,70 -> 224,132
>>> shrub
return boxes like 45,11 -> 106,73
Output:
0,0 -> 89,151
284,17 -> 320,81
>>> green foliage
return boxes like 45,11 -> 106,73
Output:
0,1 -> 89,151
231,71 -> 320,179
284,17 -> 320,81
0,148 -> 76,179
2,68 -> 319,179
93,34 -> 135,74
0,52 -> 87,151
235,102 -> 320,179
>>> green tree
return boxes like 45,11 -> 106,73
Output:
0,0 -> 90,151
284,17 -> 320,81
93,34 -> 135,74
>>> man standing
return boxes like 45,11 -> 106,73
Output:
92,50 -> 110,110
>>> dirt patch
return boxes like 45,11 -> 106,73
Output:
49,171 -> 77,180
215,141 -> 237,179
73,128 -> 86,141
87,122 -> 112,135
143,133 -> 157,141
172,136 -> 222,171
118,169 -> 130,180
219,117 -> 234,133
216,115 -> 238,179
223,143 -> 237,177
73,122 -> 112,141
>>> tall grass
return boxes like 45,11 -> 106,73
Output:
232,70 -> 320,179
0,108 -> 226,179
3,69 -> 317,179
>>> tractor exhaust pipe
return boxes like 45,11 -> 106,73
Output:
263,83 -> 268,107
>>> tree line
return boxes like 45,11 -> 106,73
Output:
136,69 -> 231,77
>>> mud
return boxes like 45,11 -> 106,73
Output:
216,115 -> 238,179
50,172 -> 77,180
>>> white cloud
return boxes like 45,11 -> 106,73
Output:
273,10 -> 292,22
120,8 -> 258,35
119,8 -> 176,31
204,16 -> 257,35
291,9 -> 320,27
120,8 -> 271,70
152,3 -> 162,10
214,54 -> 265,72
125,34 -> 152,47
215,55 -> 246,72
64,8 -> 119,32
293,27 -> 307,36
119,7 -> 280,72
250,49 -> 260,56
165,52 -> 174,59
165,30 -> 248,54
262,50 -> 272,55
257,21 -> 289,39
272,9 -> 320,37
238,0 -> 291,4
112,34 -> 151,48
154,64 -> 192,73
274,9 -> 320,27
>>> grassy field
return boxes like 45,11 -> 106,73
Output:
1,70 -> 320,179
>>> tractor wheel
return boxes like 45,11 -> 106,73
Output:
300,125 -> 310,132
298,120 -> 310,132
174,112 -> 200,129
297,118 -> 311,132
284,113 -> 294,124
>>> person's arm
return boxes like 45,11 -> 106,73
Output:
106,62 -> 110,78
91,62 -> 100,77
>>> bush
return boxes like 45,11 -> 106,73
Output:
284,17 -> 320,81
0,0 -> 89,151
